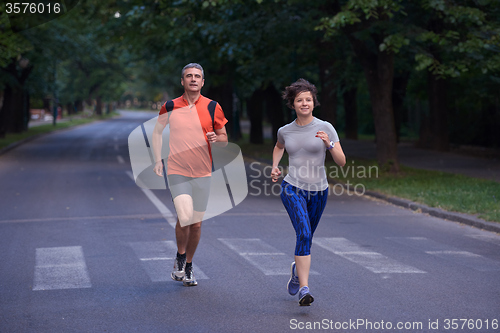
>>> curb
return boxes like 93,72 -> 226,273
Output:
244,156 -> 500,234
330,179 -> 500,234
0,133 -> 46,156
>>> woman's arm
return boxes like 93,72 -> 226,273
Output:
328,141 -> 346,167
316,130 -> 346,167
271,141 -> 285,182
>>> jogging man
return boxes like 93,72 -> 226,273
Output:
152,63 -> 228,286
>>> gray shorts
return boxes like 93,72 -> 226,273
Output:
167,174 -> 211,212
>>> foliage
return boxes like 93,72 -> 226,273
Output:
1,0 -> 499,148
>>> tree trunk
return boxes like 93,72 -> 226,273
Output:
207,81 -> 235,139
318,42 -> 338,126
347,34 -> 400,171
487,97 -> 500,147
427,72 -> 449,151
66,103 -> 73,115
75,100 -> 84,113
23,90 -> 30,131
0,59 -> 33,135
10,87 -> 24,133
231,92 -> 242,141
344,86 -> 358,140
247,88 -> 264,144
417,110 -> 432,149
0,86 -> 13,138
96,96 -> 103,115
0,85 -> 26,135
263,84 -> 284,143
393,73 -> 410,143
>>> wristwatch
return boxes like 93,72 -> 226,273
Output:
327,140 -> 335,150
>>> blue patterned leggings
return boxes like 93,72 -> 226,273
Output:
280,180 -> 328,256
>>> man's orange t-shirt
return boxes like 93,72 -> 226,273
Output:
158,95 -> 228,178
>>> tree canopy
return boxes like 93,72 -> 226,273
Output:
1,0 -> 499,164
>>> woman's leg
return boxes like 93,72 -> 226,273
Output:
294,254 -> 311,288
295,188 -> 328,288
307,187 -> 329,236
281,182 -> 313,288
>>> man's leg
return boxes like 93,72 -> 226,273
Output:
173,195 -> 206,257
183,211 -> 205,262
179,211 -> 205,286
173,193 -> 194,251
170,194 -> 193,281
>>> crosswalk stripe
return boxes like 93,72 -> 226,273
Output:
219,238 -> 319,276
387,237 -> 500,271
129,241 -> 208,282
314,237 -> 426,274
33,246 -> 92,291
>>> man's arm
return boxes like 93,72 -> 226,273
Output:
207,126 -> 228,144
152,120 -> 166,176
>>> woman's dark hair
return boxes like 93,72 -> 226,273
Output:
282,78 -> 320,109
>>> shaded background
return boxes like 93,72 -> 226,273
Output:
1,0 -> 500,171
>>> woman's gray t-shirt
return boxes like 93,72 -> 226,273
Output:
277,117 -> 339,191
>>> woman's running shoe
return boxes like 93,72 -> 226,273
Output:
287,262 -> 300,295
298,286 -> 314,306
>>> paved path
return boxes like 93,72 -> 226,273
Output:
0,111 -> 499,332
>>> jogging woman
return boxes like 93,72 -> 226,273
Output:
271,79 -> 346,306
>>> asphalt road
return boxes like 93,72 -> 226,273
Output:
0,111 -> 499,333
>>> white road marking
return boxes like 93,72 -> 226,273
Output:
129,241 -> 208,282
126,171 -> 176,228
140,257 -> 173,261
466,234 -> 500,247
426,251 -> 481,257
117,155 -> 125,164
314,237 -> 426,274
0,213 -> 164,224
219,238 -> 319,276
33,246 -> 91,291
388,237 -> 500,271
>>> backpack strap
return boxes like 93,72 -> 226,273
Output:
165,100 -> 174,122
207,100 -> 218,172
166,99 -> 216,130
207,100 -> 217,130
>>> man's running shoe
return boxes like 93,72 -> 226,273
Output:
183,264 -> 198,286
287,262 -> 300,295
171,253 -> 186,281
298,286 -> 314,306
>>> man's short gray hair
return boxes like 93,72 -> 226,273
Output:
182,63 -> 204,79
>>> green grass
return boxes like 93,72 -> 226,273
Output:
0,112 -> 120,151
326,158 -> 500,222
234,136 -> 500,223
